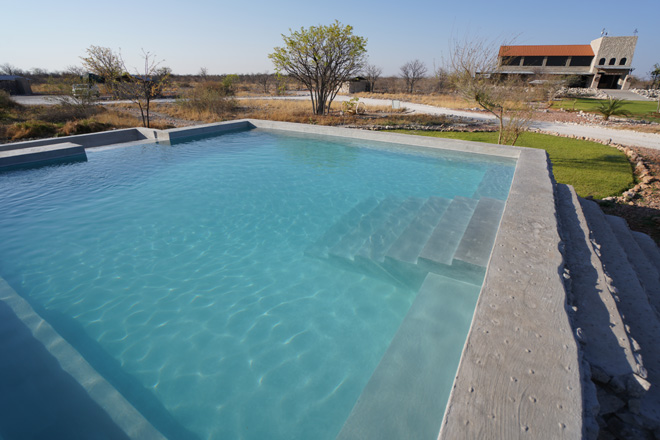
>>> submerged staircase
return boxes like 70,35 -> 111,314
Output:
306,195 -> 506,288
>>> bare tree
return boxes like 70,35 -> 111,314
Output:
256,72 -> 272,94
198,67 -> 209,81
0,63 -> 26,76
448,36 -> 534,145
400,60 -> 427,93
115,50 -> 171,128
434,66 -> 450,92
363,63 -> 382,92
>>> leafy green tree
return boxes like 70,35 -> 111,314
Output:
651,64 -> 660,113
650,64 -> 660,88
269,21 -> 367,115
596,98 -> 631,121
80,46 -> 123,96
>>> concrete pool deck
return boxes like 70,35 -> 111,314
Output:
4,119 -> 646,438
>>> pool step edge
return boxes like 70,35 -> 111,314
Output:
0,278 -> 166,440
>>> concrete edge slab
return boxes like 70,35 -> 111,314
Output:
0,278 -> 165,440
245,119 -> 521,160
0,142 -> 86,168
438,148 -> 583,438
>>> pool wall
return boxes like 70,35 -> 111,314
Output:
0,120 -> 584,438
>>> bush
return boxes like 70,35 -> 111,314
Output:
36,103 -> 100,123
59,119 -> 112,136
177,82 -> 236,117
0,90 -> 17,111
6,121 -> 59,140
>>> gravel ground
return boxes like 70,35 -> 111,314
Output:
600,145 -> 660,244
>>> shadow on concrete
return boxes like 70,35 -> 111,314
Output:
555,184 -> 637,437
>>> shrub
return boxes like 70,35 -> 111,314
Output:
6,121 -> 59,140
59,119 -> 112,136
0,90 -> 16,110
177,82 -> 236,117
37,103 -> 100,123
597,98 -> 632,121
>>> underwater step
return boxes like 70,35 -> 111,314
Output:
418,197 -> 479,267
337,273 -> 482,440
304,197 -> 380,259
385,197 -> 452,264
453,197 -> 506,268
356,197 -> 426,263
329,197 -> 401,260
472,163 -> 515,200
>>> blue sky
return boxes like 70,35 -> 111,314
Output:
1,0 -> 658,79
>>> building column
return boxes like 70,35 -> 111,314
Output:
621,74 -> 630,90
590,74 -> 601,89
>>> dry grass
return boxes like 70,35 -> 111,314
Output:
94,109 -> 144,127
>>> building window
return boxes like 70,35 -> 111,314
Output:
522,56 -> 544,66
619,58 -> 627,65
599,58 -> 606,65
546,56 -> 568,67
609,58 -> 616,65
571,56 -> 594,67
501,56 -> 522,66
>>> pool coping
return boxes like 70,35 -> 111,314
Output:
0,120 -> 583,438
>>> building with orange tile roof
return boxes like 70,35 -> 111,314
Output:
495,36 -> 637,89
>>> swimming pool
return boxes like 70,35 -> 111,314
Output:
0,126 -> 515,439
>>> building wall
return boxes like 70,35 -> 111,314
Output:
589,36 -> 637,89
590,36 -> 637,70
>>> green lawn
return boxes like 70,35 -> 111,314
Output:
392,131 -> 633,199
552,98 -> 660,122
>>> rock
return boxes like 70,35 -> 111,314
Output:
591,365 -> 612,384
628,398 -> 642,414
610,375 -> 627,394
626,375 -> 651,398
597,387 -> 626,414
607,414 -> 653,440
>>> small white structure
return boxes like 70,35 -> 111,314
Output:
339,77 -> 370,94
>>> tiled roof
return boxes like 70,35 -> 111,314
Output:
499,45 -> 594,57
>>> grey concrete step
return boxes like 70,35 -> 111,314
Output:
384,197 -> 451,264
579,198 -> 660,423
632,230 -> 660,275
356,197 -> 425,263
305,197 -> 380,259
606,215 -> 660,319
556,184 -> 637,380
329,197 -> 400,260
453,197 -> 506,268
0,142 -> 86,168
418,197 -> 479,267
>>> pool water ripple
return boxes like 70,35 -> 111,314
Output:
0,129 -> 514,440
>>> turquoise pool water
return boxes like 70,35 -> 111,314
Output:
0,129 -> 515,440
